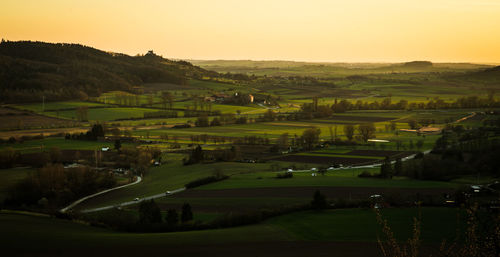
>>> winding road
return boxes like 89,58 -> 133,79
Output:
80,187 -> 186,213
60,176 -> 143,213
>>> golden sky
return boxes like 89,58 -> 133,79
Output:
1,0 -> 500,63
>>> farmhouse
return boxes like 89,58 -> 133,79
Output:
212,93 -> 229,102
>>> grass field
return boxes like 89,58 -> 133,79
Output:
196,170 -> 458,190
0,167 -> 32,201
0,207 -> 464,256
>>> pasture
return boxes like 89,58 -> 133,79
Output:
0,207 -> 465,256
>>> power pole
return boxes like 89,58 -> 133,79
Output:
42,95 -> 45,112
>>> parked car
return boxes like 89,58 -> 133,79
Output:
134,197 -> 140,201
165,191 -> 171,195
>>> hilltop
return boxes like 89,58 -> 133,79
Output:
0,41 -> 212,103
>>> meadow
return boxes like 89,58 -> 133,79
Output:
0,207 -> 464,256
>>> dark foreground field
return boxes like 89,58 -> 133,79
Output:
1,207 -> 461,257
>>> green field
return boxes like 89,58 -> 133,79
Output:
0,167 -> 33,201
0,207 -> 465,256
196,170 -> 458,190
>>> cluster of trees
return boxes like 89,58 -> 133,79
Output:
329,95 -> 500,113
65,124 -> 105,140
184,145 -> 242,164
189,134 -> 227,145
113,147 -> 160,176
5,163 -> 116,208
185,173 -> 229,188
112,93 -> 143,107
75,106 -> 89,121
342,123 -> 376,142
234,135 -> 271,145
137,200 -> 193,226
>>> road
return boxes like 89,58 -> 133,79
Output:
80,187 -> 186,213
283,149 -> 432,173
60,176 -> 143,213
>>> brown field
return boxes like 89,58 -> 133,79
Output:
272,155 -> 379,165
329,115 -> 396,123
346,150 -> 415,158
0,107 -> 78,131
0,127 -> 88,140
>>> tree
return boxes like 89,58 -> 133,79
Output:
301,127 -> 321,150
89,123 -> 105,139
394,158 -> 403,176
160,91 -> 174,109
408,119 -> 418,129
135,150 -> 152,176
181,203 -> 193,223
311,190 -> 327,210
344,125 -> 355,141
195,116 -> 209,127
165,209 -> 179,226
416,139 -> 424,150
380,156 -> 393,179
114,139 -> 122,151
277,133 -> 289,151
138,199 -> 162,224
76,106 -> 88,121
49,147 -> 61,163
210,117 -> 221,126
147,94 -> 154,107
0,147 -> 18,168
358,123 -> 376,142
389,121 -> 397,131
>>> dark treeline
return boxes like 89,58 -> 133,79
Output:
183,145 -> 241,164
0,41 -> 209,103
310,95 -> 500,115
4,163 -> 116,208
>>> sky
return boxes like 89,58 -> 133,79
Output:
1,0 -> 500,63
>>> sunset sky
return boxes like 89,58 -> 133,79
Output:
1,0 -> 499,63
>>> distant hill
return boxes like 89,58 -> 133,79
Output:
0,40 -> 211,103
402,61 -> 433,67
448,65 -> 500,85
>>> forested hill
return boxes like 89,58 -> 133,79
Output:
0,40 -> 212,103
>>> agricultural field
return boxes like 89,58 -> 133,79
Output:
0,207 -> 466,257
0,107 -> 79,131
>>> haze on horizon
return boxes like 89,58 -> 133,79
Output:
1,0 -> 500,64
